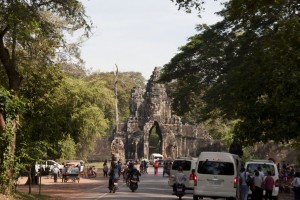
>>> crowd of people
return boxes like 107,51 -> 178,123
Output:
239,162 -> 300,200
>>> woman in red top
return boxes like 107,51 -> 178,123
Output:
154,161 -> 159,175
264,171 -> 275,200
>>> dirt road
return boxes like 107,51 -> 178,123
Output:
16,175 -> 108,199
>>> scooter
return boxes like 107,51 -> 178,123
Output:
109,178 -> 119,193
87,168 -> 97,178
129,174 -> 139,192
174,184 -> 185,200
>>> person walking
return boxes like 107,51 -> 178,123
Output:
264,171 -> 275,200
252,170 -> 264,200
144,160 -> 148,174
154,160 -> 159,175
292,172 -> 300,200
52,164 -> 60,183
103,163 -> 108,177
239,167 -> 249,200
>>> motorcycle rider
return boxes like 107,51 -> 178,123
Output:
108,162 -> 120,192
127,162 -> 140,182
87,166 -> 96,177
172,166 -> 186,195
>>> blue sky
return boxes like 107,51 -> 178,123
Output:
80,0 -> 224,80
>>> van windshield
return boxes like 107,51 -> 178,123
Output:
246,163 -> 275,176
172,160 -> 192,171
197,161 -> 234,175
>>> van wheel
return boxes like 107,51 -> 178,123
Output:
273,196 -> 278,200
193,195 -> 198,200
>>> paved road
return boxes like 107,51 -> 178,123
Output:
71,166 -> 194,200
16,166 -> 294,200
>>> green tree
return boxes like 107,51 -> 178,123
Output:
90,72 -> 145,124
163,0 -> 300,145
0,0 -> 91,194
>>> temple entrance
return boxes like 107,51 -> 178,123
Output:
148,121 -> 162,155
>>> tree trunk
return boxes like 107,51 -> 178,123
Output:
0,25 -> 22,195
0,110 -> 6,170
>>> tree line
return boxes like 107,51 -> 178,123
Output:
0,0 -> 145,195
161,0 -> 299,148
1,0 -> 299,197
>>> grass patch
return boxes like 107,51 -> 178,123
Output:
13,191 -> 53,199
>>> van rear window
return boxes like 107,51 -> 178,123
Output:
246,163 -> 275,176
197,161 -> 234,175
172,160 -> 192,171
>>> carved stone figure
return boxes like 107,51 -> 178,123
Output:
111,137 -> 125,162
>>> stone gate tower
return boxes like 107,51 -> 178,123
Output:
116,67 -> 218,160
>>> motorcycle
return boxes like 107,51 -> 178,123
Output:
174,184 -> 185,200
87,168 -> 97,178
129,174 -> 139,192
111,178 -> 119,193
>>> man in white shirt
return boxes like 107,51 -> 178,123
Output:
52,164 -> 60,183
257,166 -> 265,178
172,166 -> 186,194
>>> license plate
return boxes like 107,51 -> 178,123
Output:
209,180 -> 221,185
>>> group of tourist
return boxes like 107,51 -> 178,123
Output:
240,165 -> 300,200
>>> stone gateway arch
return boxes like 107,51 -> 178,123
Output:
115,67 -> 220,160
95,67 -> 299,163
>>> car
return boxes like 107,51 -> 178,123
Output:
168,157 -> 198,190
35,160 -> 64,172
193,152 -> 241,200
149,153 -> 163,165
245,159 -> 279,200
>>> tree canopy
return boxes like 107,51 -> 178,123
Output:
161,0 -> 300,145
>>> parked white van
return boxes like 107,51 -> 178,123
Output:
168,157 -> 198,190
245,159 -> 279,200
149,153 -> 163,165
193,152 -> 241,200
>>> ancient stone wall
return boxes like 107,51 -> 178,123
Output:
121,67 -> 220,160
91,67 -> 299,165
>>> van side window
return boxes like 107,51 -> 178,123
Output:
197,161 -> 234,175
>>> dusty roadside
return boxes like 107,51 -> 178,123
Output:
15,175 -> 108,199
13,175 -> 295,200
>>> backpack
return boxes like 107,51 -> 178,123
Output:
245,174 -> 254,186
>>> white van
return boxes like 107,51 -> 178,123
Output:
245,159 -> 279,200
149,153 -> 163,165
168,157 -> 198,190
193,152 -> 241,200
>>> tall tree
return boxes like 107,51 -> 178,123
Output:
90,71 -> 145,124
0,0 -> 91,194
163,0 -> 300,145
